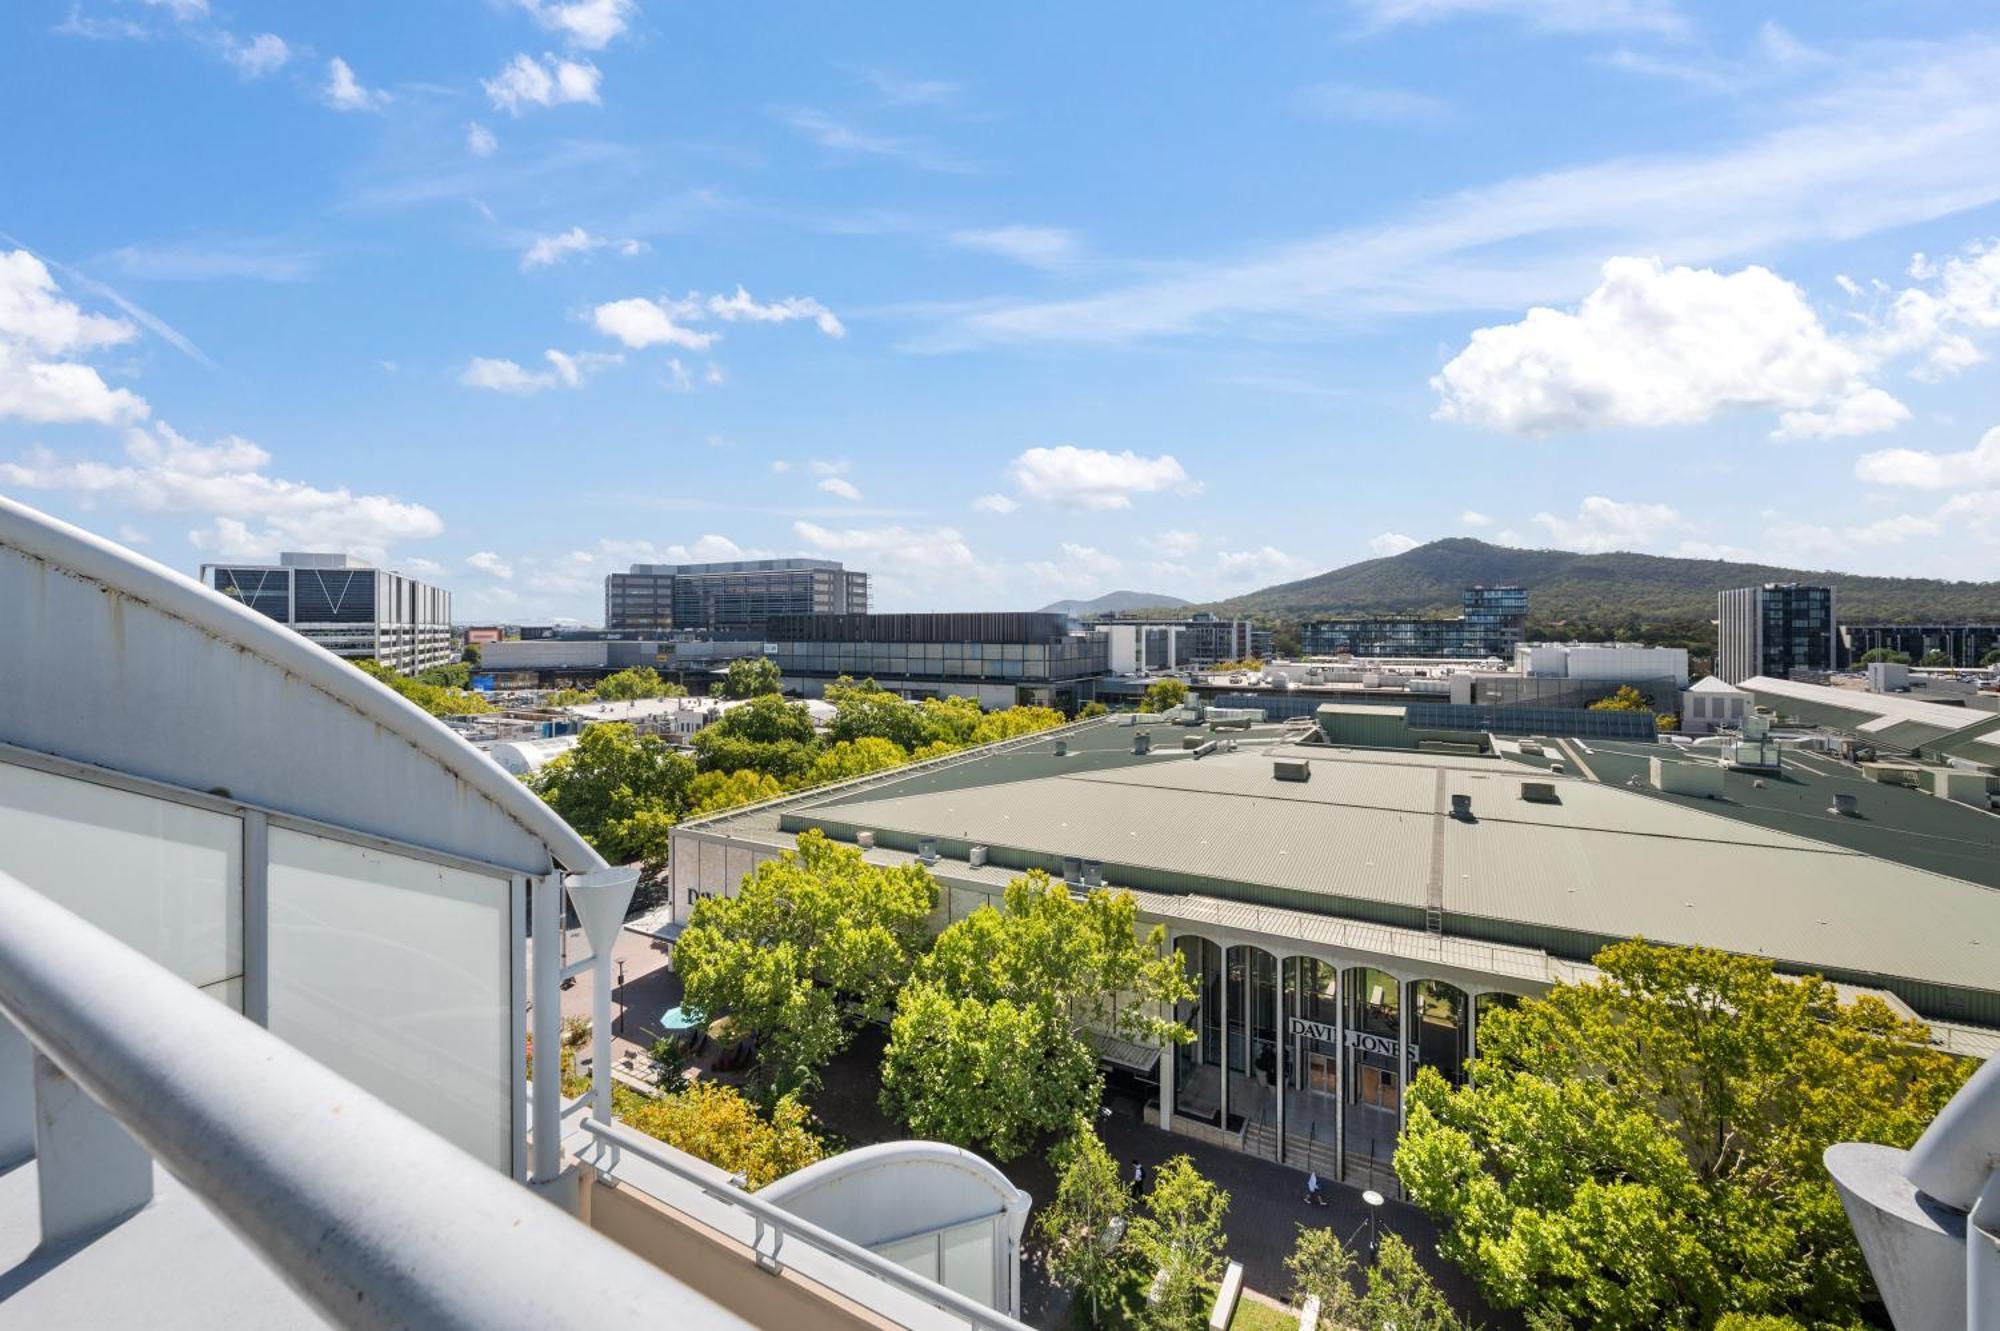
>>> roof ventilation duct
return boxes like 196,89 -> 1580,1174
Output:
1519,780 -> 1559,804
856,830 -> 875,849
1274,759 -> 1311,783
1134,731 -> 1152,756
917,836 -> 939,865
969,845 -> 988,869
1053,738 -> 1068,757
1082,860 -> 1103,887
1828,792 -> 1859,817
1450,793 -> 1474,820
1061,856 -> 1084,885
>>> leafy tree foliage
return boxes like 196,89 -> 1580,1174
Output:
1142,678 -> 1189,713
807,736 -> 910,786
1587,684 -> 1654,712
1079,700 -> 1110,718
1037,1121 -> 1136,1328
1357,1234 -> 1459,1331
1856,648 -> 1913,665
826,678 -> 930,749
1395,940 -> 1972,1330
686,768 -> 784,817
1919,649 -> 1951,667
971,704 -> 1067,743
692,695 -> 820,786
1285,1227 -> 1362,1328
610,1081 -> 826,1189
676,830 -> 935,1100
1982,647 -> 2000,667
880,872 -> 1194,1159
722,655 -> 783,698
1129,1156 -> 1227,1331
525,723 -> 695,863
414,661 -> 474,689
592,666 -> 687,701
354,658 -> 494,716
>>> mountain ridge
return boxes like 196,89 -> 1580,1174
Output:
1038,590 -> 1192,615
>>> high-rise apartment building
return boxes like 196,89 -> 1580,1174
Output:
1093,613 -> 1270,671
1839,622 -> 2000,669
1301,586 -> 1527,659
203,552 -> 453,673
1717,583 -> 1837,684
604,558 -> 868,634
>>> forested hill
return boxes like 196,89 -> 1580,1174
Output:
1208,539 -> 2000,631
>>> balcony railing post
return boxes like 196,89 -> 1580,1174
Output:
32,1051 -> 153,1246
0,1017 -> 34,1168
530,870 -> 563,1185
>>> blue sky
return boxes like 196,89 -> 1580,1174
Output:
4,0 -> 2000,622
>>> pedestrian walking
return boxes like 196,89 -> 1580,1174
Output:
1304,1171 -> 1328,1206
1131,1158 -> 1145,1193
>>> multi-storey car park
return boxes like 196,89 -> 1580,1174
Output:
672,704 -> 2000,1195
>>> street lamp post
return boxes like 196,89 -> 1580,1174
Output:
1361,1188 -> 1384,1262
615,959 -> 626,1037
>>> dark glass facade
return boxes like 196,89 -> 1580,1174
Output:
762,612 -> 1108,708
1840,623 -> 2000,669
1300,586 -> 1526,658
605,559 -> 868,633
1718,584 -> 1836,684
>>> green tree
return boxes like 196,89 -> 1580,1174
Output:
971,705 -> 1068,744
461,642 -> 483,666
828,683 -> 928,749
1981,647 -> 2000,667
686,768 -> 785,817
1284,1227 -> 1361,1328
1141,678 -> 1189,713
1079,700 -> 1110,718
691,695 -> 819,786
611,1080 -> 827,1189
880,872 -> 1195,1159
525,723 -> 695,863
1035,1121 -> 1136,1327
805,736 -> 910,786
592,666 -> 686,701
354,658 -> 495,716
1919,649 -> 1951,667
1395,940 -> 1972,1330
676,830 -> 936,1100
1856,648 -> 1913,665
1358,1234 -> 1459,1331
723,656 -> 783,698
1587,684 -> 1652,712
918,694 -> 986,747
1130,1156 -> 1228,1331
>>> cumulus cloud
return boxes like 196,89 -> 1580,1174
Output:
1858,243 -> 2000,382
483,52 -> 601,115
459,348 -> 619,393
0,250 -> 148,425
516,0 -> 635,50
1147,529 -> 1203,560
1369,532 -> 1421,556
520,226 -> 641,270
706,286 -> 845,337
1007,445 -> 1195,510
1433,257 -> 1892,440
1772,387 -> 1912,441
972,493 -> 1018,514
466,121 -> 499,157
1215,546 -> 1312,583
220,32 -> 289,78
1854,427 -> 2000,490
0,423 -> 442,562
1460,510 -> 1492,527
1532,496 -> 1681,553
323,57 -> 389,112
466,551 -> 515,579
592,297 -> 716,351
949,227 -> 1080,270
793,522 -> 982,603
818,476 -> 862,501
1059,542 -> 1122,577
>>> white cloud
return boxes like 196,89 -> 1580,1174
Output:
793,522 -> 982,601
949,227 -> 1080,270
483,52 -> 601,115
592,297 -> 716,350
402,556 -> 444,577
1433,257 -> 1892,438
0,250 -> 148,425
0,423 -> 442,563
972,493 -> 1018,514
850,68 -> 961,106
466,121 -> 498,157
1215,546 -> 1312,583
459,348 -> 618,393
1844,515 -> 1939,546
220,32 -> 289,78
818,477 -> 862,501
1854,427 -> 2000,490
466,551 -> 515,579
139,0 -> 207,18
1771,387 -> 1912,441
808,459 -> 849,477
1532,496 -> 1681,553
1147,529 -> 1203,560
778,109 -> 968,173
1348,0 -> 1684,35
1007,445 -> 1195,511
516,0 -> 635,50
706,286 -> 845,337
1369,532 -> 1421,556
1059,542 -> 1123,577
1291,83 -> 1450,125
521,226 -> 640,269
1460,510 -> 1492,528
1856,241 -> 2000,382
323,57 -> 389,112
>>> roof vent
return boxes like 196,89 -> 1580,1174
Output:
1450,793 -> 1474,820
1082,860 -> 1104,887
1828,792 -> 1858,817
1274,759 -> 1312,783
1061,856 -> 1084,885
917,836 -> 939,865
1191,739 -> 1220,760
1520,780 -> 1559,804
856,830 -> 875,849
1133,731 -> 1152,756
1549,761 -> 1566,776
969,844 -> 988,869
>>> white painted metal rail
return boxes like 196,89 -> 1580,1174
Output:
0,868 -> 744,1331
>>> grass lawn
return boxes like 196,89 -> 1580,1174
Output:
1228,1295 -> 1298,1331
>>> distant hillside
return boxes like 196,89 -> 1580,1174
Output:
1039,590 -> 1192,615
1209,540 -> 2000,637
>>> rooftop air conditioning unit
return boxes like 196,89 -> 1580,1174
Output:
917,836 -> 939,865
1520,780 -> 1559,803
1450,793 -> 1474,819
1273,759 -> 1311,783
856,830 -> 875,849
969,845 -> 988,869
1827,792 -> 1858,817
1062,856 -> 1084,885
1082,861 -> 1104,887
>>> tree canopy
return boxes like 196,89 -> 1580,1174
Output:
1395,940 -> 1972,1330
880,872 -> 1194,1159
1129,1156 -> 1228,1331
525,723 -> 694,863
610,1081 -> 826,1190
1141,678 -> 1189,713
675,830 -> 936,1100
1856,648 -> 1913,665
722,655 -> 783,698
691,695 -> 820,786
1037,1121 -> 1136,1329
354,658 -> 494,716
591,665 -> 687,701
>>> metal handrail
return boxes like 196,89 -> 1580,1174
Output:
578,1116 -> 1033,1331
0,869 -> 745,1331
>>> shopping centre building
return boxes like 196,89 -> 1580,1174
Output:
671,709 -> 2000,1192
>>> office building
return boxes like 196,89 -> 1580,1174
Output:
674,704 -> 1998,1196
1300,586 -> 1527,659
202,551 -> 454,674
605,558 -> 869,634
1515,642 -> 1690,689
1,496 -> 1038,1329
1717,583 -> 1837,684
1095,613 -> 1271,673
764,611 -> 1108,711
1840,622 -> 2000,669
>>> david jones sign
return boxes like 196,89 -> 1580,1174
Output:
1287,1016 -> 1400,1060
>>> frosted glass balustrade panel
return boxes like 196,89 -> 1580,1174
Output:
0,761 -> 242,996
266,827 -> 512,1170
941,1219 -> 998,1309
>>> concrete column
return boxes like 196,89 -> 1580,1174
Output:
1334,967 -> 1345,1182
1159,1030 -> 1175,1134
1274,956 -> 1286,1160
1217,947 -> 1229,1129
1398,981 -> 1411,1137
35,1052 -> 152,1246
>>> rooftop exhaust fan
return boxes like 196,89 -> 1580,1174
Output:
1827,792 -> 1858,817
856,830 -> 875,849
917,836 -> 939,864
1450,792 -> 1474,819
